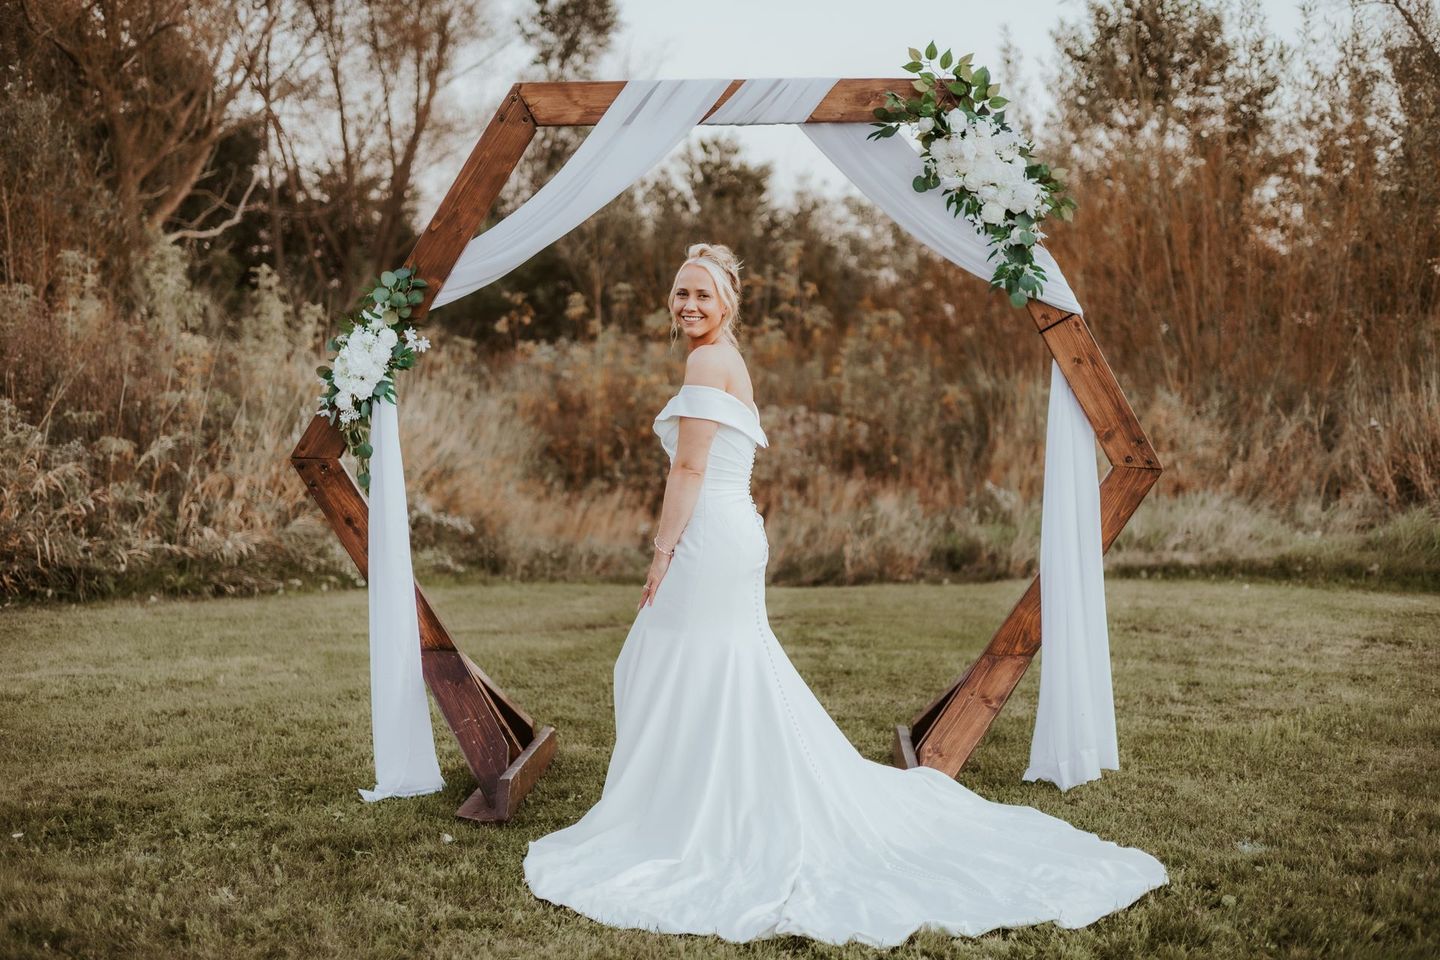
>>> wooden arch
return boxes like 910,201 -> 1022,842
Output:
290,78 -> 1162,824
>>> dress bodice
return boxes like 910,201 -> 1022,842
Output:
653,385 -> 768,502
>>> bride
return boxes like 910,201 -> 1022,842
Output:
523,243 -> 1168,948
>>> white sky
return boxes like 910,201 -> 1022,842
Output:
429,0 -> 1315,217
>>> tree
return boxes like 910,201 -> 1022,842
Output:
19,0 -> 274,243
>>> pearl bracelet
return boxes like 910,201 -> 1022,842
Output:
653,535 -> 676,557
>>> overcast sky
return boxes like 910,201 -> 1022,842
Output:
430,0 -> 1316,216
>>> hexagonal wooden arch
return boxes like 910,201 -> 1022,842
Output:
290,78 -> 1163,824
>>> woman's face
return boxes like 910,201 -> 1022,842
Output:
671,263 -> 726,344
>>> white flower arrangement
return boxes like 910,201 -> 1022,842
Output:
315,267 -> 429,491
871,43 -> 1076,307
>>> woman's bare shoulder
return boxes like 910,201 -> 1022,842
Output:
685,343 -> 753,401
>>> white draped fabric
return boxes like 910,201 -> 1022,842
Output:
365,76 -> 1117,799
359,400 -> 445,802
431,79 -> 733,310
802,123 -> 1083,316
1024,362 -> 1119,790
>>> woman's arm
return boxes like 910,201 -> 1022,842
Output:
638,347 -> 728,609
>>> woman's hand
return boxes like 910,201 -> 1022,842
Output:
637,549 -> 673,611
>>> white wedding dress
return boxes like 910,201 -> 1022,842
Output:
523,384 -> 1168,947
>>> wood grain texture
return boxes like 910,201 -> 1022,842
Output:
915,655 -> 1033,776
892,724 -> 919,770
909,465 -> 1162,775
291,415 -> 347,462
1028,304 -> 1163,470
456,725 -> 558,823
459,651 -> 536,744
407,85 -> 536,323
422,647 -> 514,794
289,443 -> 547,821
517,78 -> 910,126
291,457 -> 369,574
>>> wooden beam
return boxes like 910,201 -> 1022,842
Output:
904,462 -> 1162,776
407,84 -> 537,323
1028,302 -> 1162,470
287,87 -> 553,823
517,78 -> 910,126
901,306 -> 1162,778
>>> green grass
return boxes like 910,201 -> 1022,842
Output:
1,580 -> 1436,959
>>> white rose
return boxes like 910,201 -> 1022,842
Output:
335,391 -> 354,412
944,108 -> 967,132
916,116 -> 935,134
980,201 -> 1006,225
939,175 -> 963,190
377,327 -> 398,350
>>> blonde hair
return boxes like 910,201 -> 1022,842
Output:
669,243 -> 743,348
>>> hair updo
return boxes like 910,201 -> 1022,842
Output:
669,242 -> 744,348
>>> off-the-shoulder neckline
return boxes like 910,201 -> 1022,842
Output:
676,383 -> 760,419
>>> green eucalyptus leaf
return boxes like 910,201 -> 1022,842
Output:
990,96 -> 1009,109
912,174 -> 929,192
380,270 -> 397,287
939,49 -> 953,69
959,63 -> 973,81
908,46 -> 922,61
1009,289 -> 1028,308
903,60 -> 922,73
925,40 -> 937,59
316,365 -> 331,377
371,286 -> 387,303
357,442 -> 373,459
912,79 -> 928,93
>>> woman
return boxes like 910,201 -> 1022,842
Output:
523,243 -> 1168,948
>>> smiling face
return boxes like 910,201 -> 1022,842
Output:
670,263 -> 727,346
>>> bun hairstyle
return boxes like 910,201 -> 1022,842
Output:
669,243 -> 744,348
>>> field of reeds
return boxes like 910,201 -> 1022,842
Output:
1,0 -> 1437,603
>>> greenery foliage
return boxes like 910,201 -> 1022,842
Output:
315,268 -> 431,491
871,42 -> 1076,306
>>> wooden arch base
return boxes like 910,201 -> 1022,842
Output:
292,417 -> 556,822
292,78 -> 1162,823
893,303 -> 1163,776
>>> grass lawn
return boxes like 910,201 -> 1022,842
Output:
1,579 -> 1436,959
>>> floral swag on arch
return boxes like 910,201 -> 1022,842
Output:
326,60 -> 1116,805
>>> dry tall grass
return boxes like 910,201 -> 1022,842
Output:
2,1 -> 1436,601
